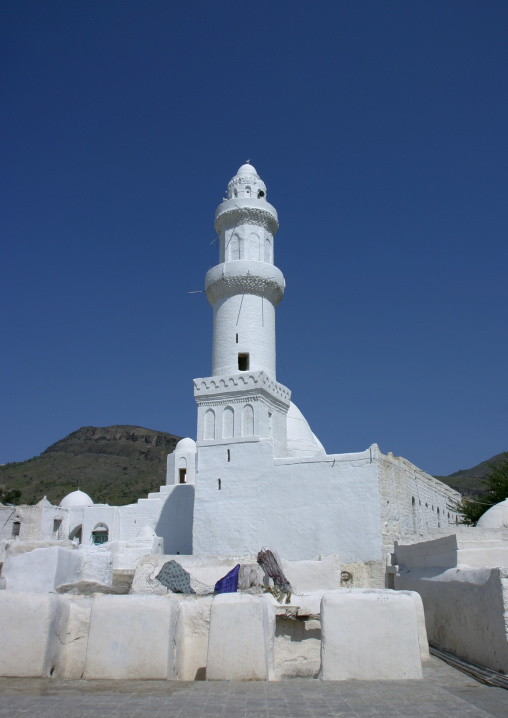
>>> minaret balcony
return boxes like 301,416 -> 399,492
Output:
214,198 -> 279,236
205,261 -> 285,306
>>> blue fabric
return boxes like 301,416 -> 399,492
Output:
214,564 -> 240,594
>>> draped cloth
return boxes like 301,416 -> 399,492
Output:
214,564 -> 240,594
155,560 -> 194,593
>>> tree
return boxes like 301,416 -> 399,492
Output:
453,452 -> 508,526
0,487 -> 22,505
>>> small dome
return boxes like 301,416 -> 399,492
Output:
286,402 -> 325,457
477,498 -> 508,529
60,489 -> 94,508
175,437 -> 196,452
236,163 -> 258,176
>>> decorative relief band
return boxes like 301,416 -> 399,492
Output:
206,272 -> 284,305
215,206 -> 278,235
193,371 -> 291,404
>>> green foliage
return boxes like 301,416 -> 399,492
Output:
452,452 -> 508,526
0,487 -> 22,505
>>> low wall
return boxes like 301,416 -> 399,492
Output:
395,566 -> 508,674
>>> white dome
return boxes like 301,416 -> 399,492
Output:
60,489 -> 94,508
176,437 -> 196,452
477,498 -> 508,529
286,402 -> 325,457
236,163 -> 258,176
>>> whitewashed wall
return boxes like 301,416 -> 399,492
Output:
393,530 -> 508,673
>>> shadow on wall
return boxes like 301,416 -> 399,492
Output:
155,485 -> 194,555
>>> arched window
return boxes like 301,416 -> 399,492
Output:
92,524 -> 109,545
178,457 -> 187,484
204,409 -> 216,440
223,406 -> 234,438
242,404 -> 254,436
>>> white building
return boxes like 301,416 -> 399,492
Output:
1,164 -> 460,575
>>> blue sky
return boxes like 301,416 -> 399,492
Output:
1,1 -> 507,476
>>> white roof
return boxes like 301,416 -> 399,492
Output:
176,437 -> 196,452
59,489 -> 94,508
477,498 -> 508,529
236,163 -> 259,176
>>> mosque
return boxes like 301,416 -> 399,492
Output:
2,165 -> 507,683
0,164 -> 460,575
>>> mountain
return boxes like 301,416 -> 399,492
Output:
434,452 -> 507,498
0,426 -> 182,507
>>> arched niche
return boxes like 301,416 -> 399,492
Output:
249,232 -> 260,261
223,406 -> 234,439
264,237 -> 272,263
204,409 -> 216,440
229,234 -> 240,261
242,404 -> 254,436
69,524 -> 82,544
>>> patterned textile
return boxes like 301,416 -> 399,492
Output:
214,564 -> 240,594
155,560 -> 194,593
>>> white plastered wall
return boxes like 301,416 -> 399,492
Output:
192,441 -> 383,562
211,292 -> 277,377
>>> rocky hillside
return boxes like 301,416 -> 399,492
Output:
0,426 -> 181,506
434,452 -> 507,498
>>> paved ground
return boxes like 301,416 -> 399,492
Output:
0,657 -> 506,718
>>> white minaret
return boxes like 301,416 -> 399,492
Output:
194,164 -> 291,454
206,164 -> 285,378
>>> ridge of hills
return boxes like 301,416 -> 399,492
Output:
1,425 -> 504,507
433,452 -> 507,497
0,426 -> 181,506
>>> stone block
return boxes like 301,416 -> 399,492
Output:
48,595 -> 92,679
83,594 -> 179,679
0,592 -> 60,677
2,546 -> 80,593
206,594 -> 275,681
78,546 -> 113,585
320,590 -> 423,680
281,554 -> 341,594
